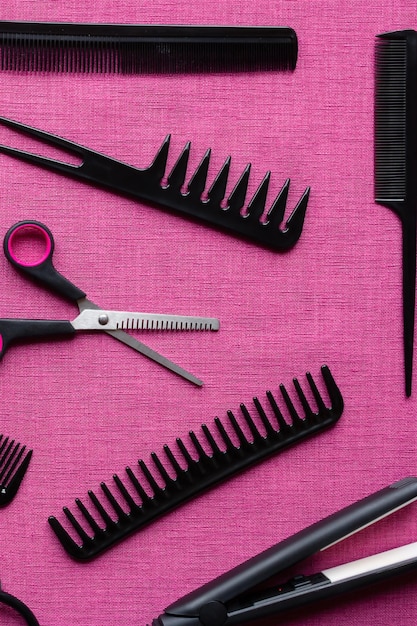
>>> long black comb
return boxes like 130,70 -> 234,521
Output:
0,22 -> 297,74
48,365 -> 343,561
374,30 -> 417,396
0,117 -> 310,251
0,434 -> 32,506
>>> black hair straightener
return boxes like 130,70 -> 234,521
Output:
151,477 -> 417,626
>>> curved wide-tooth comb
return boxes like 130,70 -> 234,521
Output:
48,365 -> 343,561
0,117 -> 309,251
0,435 -> 32,507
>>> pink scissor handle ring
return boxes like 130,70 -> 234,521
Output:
4,220 -> 86,303
5,220 -> 54,268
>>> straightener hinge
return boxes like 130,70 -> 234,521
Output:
199,600 -> 228,626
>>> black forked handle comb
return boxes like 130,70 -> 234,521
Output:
0,434 -> 32,507
49,365 -> 343,561
0,117 -> 310,251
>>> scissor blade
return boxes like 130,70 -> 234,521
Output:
103,328 -> 203,386
77,299 -> 204,386
72,309 -> 220,332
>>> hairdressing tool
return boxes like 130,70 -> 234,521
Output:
48,365 -> 343,560
0,22 -> 297,74
0,117 -> 310,252
0,584 -> 39,625
374,30 -> 417,396
151,476 -> 417,626
2,220 -> 219,385
0,434 -> 32,506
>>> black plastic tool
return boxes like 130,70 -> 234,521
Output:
0,434 -> 32,506
151,477 -> 417,626
0,22 -> 298,73
0,585 -> 39,625
48,365 -> 343,560
374,30 -> 417,396
0,116 -> 310,252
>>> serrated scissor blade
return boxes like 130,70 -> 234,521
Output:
72,309 -> 220,332
74,298 -> 217,386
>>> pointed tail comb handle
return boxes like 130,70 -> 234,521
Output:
0,434 -> 32,506
0,117 -> 310,251
48,365 -> 343,561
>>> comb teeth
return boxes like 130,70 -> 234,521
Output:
374,30 -> 417,204
0,434 -> 32,506
48,365 -> 343,561
0,23 -> 298,74
0,116 -> 309,251
146,136 -> 310,251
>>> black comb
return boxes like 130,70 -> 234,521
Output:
374,30 -> 417,396
0,434 -> 32,506
0,116 -> 310,251
0,22 -> 297,74
48,365 -> 343,561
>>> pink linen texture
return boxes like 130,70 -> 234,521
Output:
0,1 -> 416,625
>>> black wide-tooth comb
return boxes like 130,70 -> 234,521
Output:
0,116 -> 310,251
0,22 -> 298,74
48,365 -> 343,561
374,30 -> 417,396
0,434 -> 32,506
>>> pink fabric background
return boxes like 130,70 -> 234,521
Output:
0,1 -> 416,624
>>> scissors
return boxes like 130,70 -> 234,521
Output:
1,220 -> 219,386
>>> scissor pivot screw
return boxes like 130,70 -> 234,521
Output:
98,314 -> 109,326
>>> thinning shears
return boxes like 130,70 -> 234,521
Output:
1,220 -> 219,385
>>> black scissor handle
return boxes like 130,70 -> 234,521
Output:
0,589 -> 40,625
3,220 -> 86,302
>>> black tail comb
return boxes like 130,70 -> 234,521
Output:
0,116 -> 310,252
0,434 -> 32,506
0,22 -> 297,74
48,365 -> 343,561
374,30 -> 417,396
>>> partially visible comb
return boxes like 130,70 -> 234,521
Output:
0,434 -> 32,506
48,365 -> 344,560
0,22 -> 297,74
374,30 -> 417,396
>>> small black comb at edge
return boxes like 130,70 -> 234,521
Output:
48,365 -> 344,561
0,434 -> 32,507
0,23 -> 298,74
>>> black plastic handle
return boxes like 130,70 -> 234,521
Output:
0,589 -> 40,625
3,220 -> 86,302
0,319 -> 75,359
164,477 -> 417,619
